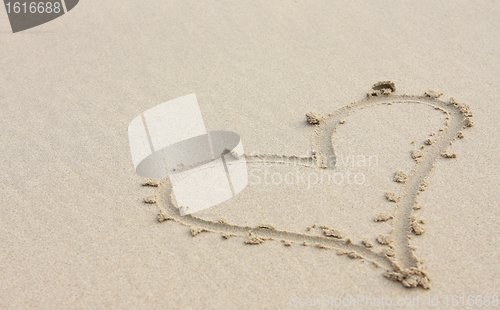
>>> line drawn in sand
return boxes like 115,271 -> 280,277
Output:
131,82 -> 473,289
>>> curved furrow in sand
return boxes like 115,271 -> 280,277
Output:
387,98 -> 468,271
151,90 -> 473,289
312,95 -> 471,288
156,179 -> 393,270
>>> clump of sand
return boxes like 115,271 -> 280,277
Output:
143,196 -> 157,204
158,210 -> 173,222
411,150 -> 424,160
425,90 -> 443,98
384,267 -> 430,289
393,170 -> 408,183
245,232 -> 266,244
222,233 -> 234,239
411,217 -> 426,235
377,234 -> 391,245
320,226 -> 344,239
441,152 -> 457,158
385,192 -> 399,202
191,227 -> 207,236
305,111 -> 325,124
374,213 -> 394,222
142,179 -> 160,187
258,224 -> 275,230
347,252 -> 362,259
315,243 -> 329,249
367,81 -> 396,97
361,238 -> 374,248
419,180 -> 428,192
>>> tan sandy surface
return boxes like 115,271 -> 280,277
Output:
1,1 -> 499,309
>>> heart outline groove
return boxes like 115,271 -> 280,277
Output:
143,83 -> 473,289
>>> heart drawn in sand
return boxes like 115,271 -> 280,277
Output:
139,82 -> 473,289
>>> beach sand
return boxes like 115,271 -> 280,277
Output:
1,1 -> 499,308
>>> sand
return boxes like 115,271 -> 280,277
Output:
1,0 -> 500,309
